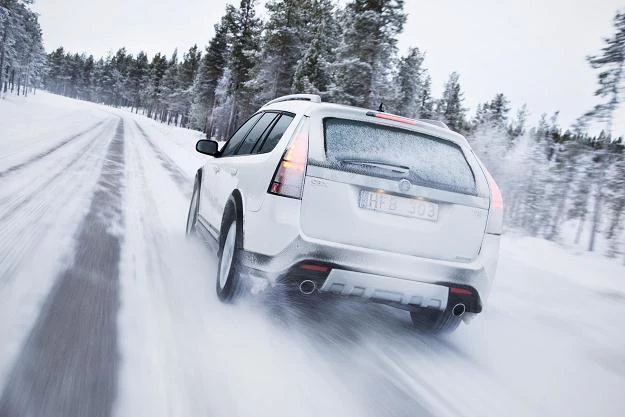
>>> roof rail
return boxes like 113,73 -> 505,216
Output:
418,119 -> 449,129
263,93 -> 321,107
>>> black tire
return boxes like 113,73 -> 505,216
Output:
410,306 -> 462,334
186,175 -> 200,236
216,200 -> 243,302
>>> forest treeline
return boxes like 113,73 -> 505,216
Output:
1,0 -> 625,261
0,0 -> 45,97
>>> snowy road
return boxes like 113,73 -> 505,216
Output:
0,93 -> 624,417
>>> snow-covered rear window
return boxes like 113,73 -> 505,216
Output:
323,118 -> 476,195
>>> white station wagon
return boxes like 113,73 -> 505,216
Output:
186,94 -> 502,333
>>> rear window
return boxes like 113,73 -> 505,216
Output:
323,118 -> 476,195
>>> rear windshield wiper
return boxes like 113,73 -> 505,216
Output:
339,159 -> 410,174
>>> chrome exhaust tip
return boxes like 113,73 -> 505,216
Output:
299,280 -> 316,295
452,303 -> 466,317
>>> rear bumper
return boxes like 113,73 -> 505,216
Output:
321,269 -> 449,311
238,232 -> 500,307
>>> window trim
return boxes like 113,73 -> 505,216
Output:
219,112 -> 264,157
233,112 -> 279,156
253,111 -> 296,155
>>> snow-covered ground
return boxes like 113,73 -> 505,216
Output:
0,92 -> 624,417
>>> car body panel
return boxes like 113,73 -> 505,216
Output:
194,96 -> 502,315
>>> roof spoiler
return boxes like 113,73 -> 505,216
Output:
419,119 -> 449,129
263,94 -> 321,107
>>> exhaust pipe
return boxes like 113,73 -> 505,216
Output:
452,303 -> 466,317
299,280 -> 316,295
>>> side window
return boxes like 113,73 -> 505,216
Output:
257,114 -> 295,154
235,113 -> 278,156
220,113 -> 263,157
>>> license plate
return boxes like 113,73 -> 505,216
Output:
359,190 -> 439,221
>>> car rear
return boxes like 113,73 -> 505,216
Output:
241,103 -> 501,317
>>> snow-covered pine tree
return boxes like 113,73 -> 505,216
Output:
110,48 -> 132,107
392,47 -> 425,118
146,53 -> 168,119
45,47 -> 66,94
223,0 -> 262,136
127,51 -> 149,113
248,0 -> 311,105
468,93 -> 512,172
290,0 -> 338,96
191,18 -> 229,133
0,0 -> 45,97
291,26 -> 331,95
331,0 -> 406,108
584,9 -> 625,138
583,9 -> 625,252
508,104 -> 529,140
436,71 -> 466,132
160,49 -> 180,124
177,45 -> 201,127
484,93 -> 511,129
567,148 -> 592,244
418,73 -> 434,119
604,142 -> 625,257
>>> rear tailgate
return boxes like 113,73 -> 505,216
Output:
300,116 -> 490,263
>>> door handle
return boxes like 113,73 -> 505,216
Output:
212,166 -> 220,173
229,168 -> 238,176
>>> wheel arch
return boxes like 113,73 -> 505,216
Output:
221,189 -> 245,250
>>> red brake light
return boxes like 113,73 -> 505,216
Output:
484,169 -> 503,210
450,287 -> 473,296
300,264 -> 330,273
366,111 -> 417,125
268,117 -> 310,199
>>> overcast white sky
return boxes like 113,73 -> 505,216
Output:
32,0 -> 624,135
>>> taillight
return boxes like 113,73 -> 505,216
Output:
365,111 -> 417,125
268,117 -> 310,199
483,167 -> 503,235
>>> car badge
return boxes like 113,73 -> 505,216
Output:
399,179 -> 411,192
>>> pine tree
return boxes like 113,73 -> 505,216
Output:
177,45 -> 201,126
392,47 -> 425,118
291,27 -> 331,95
0,0 -> 45,97
331,0 -> 406,108
127,51 -> 149,112
583,10 -> 625,137
436,71 -> 466,132
224,0 -> 262,135
583,9 -> 625,252
604,145 -> 625,245
418,74 -> 434,118
249,0 -> 311,104
146,53 -> 168,119
486,93 -> 511,128
191,18 -> 229,133
508,104 -> 529,140
160,49 -> 180,124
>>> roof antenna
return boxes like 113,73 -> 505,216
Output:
378,102 -> 386,112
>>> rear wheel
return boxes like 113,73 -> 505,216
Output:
410,306 -> 462,334
216,212 -> 242,302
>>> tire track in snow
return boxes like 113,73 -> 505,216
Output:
0,119 -> 109,178
0,120 -> 125,417
132,120 -> 191,195
0,118 -> 117,225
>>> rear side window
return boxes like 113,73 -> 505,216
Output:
323,118 -> 476,195
235,113 -> 277,156
221,113 -> 263,157
256,114 -> 295,154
